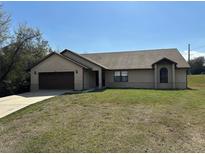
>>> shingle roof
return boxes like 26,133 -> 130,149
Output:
81,48 -> 190,69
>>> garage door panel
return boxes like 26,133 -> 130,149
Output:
39,72 -> 74,89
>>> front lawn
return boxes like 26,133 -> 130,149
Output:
0,75 -> 205,152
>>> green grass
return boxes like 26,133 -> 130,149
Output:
0,75 -> 205,152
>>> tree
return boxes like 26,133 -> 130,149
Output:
189,56 -> 205,74
1,24 -> 51,95
0,4 -> 10,47
0,6 -> 51,96
0,24 -> 42,82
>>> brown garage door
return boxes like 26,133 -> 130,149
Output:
39,72 -> 74,89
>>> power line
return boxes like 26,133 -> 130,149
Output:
188,44 -> 190,63
191,45 -> 205,51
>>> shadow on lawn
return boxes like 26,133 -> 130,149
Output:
62,88 -> 106,95
187,87 -> 198,90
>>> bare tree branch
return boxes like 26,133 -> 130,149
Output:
0,5 -> 10,47
0,25 -> 40,82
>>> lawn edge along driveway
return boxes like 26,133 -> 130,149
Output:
0,90 -> 68,118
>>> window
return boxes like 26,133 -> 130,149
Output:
121,71 -> 128,82
114,71 -> 128,82
160,68 -> 168,83
114,71 -> 121,82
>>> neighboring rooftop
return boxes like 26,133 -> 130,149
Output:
80,48 -> 190,69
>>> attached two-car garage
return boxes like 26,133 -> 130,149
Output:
39,72 -> 74,90
30,52 -> 87,91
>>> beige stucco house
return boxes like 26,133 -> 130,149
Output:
30,48 -> 190,91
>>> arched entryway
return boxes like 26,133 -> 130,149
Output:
153,58 -> 176,89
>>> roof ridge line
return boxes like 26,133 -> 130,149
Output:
80,48 -> 178,55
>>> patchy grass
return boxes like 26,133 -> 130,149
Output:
188,74 -> 205,89
0,75 -> 205,152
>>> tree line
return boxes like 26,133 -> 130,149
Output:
189,56 -> 205,74
0,5 -> 51,97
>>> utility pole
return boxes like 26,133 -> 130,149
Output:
188,43 -> 191,75
188,43 -> 190,64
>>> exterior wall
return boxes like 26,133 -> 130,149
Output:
156,62 -> 187,89
175,69 -> 187,89
105,69 -> 154,88
105,68 -> 187,89
83,69 -> 96,89
30,54 -> 83,91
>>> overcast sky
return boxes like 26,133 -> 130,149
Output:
3,1 -> 205,59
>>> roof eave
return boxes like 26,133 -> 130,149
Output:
61,49 -> 108,69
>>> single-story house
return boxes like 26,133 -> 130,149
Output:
30,48 -> 190,91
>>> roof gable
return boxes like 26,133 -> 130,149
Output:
152,57 -> 177,65
29,52 -> 89,70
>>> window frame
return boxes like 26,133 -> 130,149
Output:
114,71 -> 128,82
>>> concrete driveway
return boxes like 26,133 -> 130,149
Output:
0,90 -> 68,118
